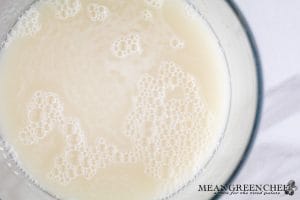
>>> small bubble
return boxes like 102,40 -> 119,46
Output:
111,33 -> 143,58
50,0 -> 81,20
87,3 -> 110,23
169,36 -> 185,49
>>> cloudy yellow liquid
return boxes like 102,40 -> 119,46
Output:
0,0 -> 230,199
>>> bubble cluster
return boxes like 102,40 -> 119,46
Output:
19,91 -> 64,145
19,91 -> 139,185
49,118 -> 105,184
48,133 -> 139,185
86,3 -> 110,22
49,0 -> 81,20
141,9 -> 153,22
169,36 -> 185,49
144,0 -> 164,9
11,7 -> 41,38
124,61 -> 212,180
48,117 -> 139,185
111,33 -> 143,58
19,60 -> 212,185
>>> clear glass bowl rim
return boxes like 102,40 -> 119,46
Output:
212,0 -> 264,199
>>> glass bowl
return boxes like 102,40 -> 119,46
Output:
0,0 -> 262,199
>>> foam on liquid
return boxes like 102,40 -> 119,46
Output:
0,0 -> 230,199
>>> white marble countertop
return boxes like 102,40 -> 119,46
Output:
222,0 -> 300,199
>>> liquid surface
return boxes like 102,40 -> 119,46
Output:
0,0 -> 230,199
